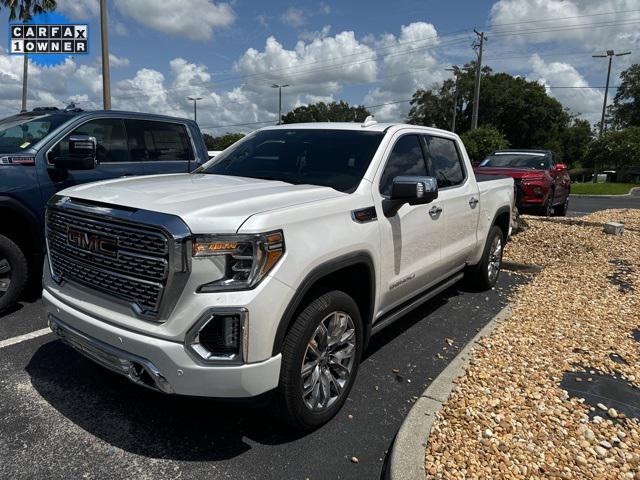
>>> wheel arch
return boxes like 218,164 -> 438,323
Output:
272,251 -> 376,356
0,196 -> 43,261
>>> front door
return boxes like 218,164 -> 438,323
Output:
373,133 -> 445,317
37,117 -> 147,205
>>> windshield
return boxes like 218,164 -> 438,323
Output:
0,113 -> 72,153
198,129 -> 385,192
480,153 -> 550,170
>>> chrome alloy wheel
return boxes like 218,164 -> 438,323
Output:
487,235 -> 503,283
300,311 -> 356,411
0,257 -> 11,297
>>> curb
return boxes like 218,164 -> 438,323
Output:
501,261 -> 544,273
570,187 -> 640,198
388,305 -> 513,480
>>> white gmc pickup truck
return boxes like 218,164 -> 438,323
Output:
43,121 -> 514,429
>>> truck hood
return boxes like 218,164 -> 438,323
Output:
474,167 -> 547,180
61,173 -> 345,233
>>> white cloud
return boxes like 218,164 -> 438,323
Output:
281,7 -> 307,27
114,0 -> 235,40
299,25 -> 332,42
363,22 -> 445,121
235,32 -> 378,107
57,0 -> 99,19
489,0 -> 640,51
109,54 -> 130,68
527,54 -> 604,123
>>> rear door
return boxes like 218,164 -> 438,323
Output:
374,133 -> 444,314
124,119 -> 196,175
423,134 -> 479,271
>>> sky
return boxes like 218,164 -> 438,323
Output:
1,0 -> 639,134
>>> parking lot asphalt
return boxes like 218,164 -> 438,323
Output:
568,193 -> 640,216
0,273 -> 523,480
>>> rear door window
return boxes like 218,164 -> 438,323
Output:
125,120 -> 194,162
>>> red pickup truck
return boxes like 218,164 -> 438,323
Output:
474,149 -> 571,216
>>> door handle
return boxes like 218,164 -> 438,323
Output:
429,205 -> 443,216
469,197 -> 479,208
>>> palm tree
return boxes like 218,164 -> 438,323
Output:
1,0 -> 57,21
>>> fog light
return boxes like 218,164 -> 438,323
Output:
186,309 -> 248,363
533,186 -> 543,196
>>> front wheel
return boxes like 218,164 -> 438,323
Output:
466,226 -> 504,291
554,195 -> 569,216
277,290 -> 363,430
0,234 -> 28,313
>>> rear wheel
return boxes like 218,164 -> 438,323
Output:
0,234 -> 28,312
277,290 -> 363,430
466,226 -> 504,291
554,195 -> 569,216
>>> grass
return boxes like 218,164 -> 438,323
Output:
571,182 -> 638,195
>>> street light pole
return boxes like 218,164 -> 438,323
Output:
592,50 -> 631,137
187,96 -> 202,123
592,50 -> 631,182
445,66 -> 461,132
99,0 -> 111,110
271,84 -> 289,124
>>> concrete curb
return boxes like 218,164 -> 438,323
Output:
388,305 -> 513,480
570,186 -> 640,198
501,261 -> 544,274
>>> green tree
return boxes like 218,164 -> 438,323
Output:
585,127 -> 640,178
202,132 -> 245,150
1,0 -> 56,20
281,101 -> 370,124
460,125 -> 509,163
609,64 -> 640,129
407,64 -> 571,152
559,118 -> 593,167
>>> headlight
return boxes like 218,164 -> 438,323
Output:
193,230 -> 284,292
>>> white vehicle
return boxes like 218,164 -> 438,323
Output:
43,121 -> 514,429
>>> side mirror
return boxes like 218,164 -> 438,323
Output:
50,135 -> 97,170
555,163 -> 568,172
383,176 -> 438,217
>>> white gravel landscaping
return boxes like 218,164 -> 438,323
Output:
424,209 -> 640,479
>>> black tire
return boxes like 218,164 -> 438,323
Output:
554,195 -> 569,216
466,226 -> 504,291
277,290 -> 363,430
539,191 -> 554,217
0,234 -> 28,313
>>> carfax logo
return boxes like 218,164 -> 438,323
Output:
10,24 -> 88,54
7,12 -> 89,67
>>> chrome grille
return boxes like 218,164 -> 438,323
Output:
46,207 -> 172,318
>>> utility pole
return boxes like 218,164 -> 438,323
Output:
592,50 -> 631,182
100,0 -> 112,109
271,84 -> 289,124
445,66 -> 461,132
187,97 -> 202,122
21,54 -> 28,112
471,30 -> 486,130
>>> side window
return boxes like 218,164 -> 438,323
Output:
424,136 -> 465,188
51,118 -> 128,163
379,135 -> 427,196
125,120 -> 194,162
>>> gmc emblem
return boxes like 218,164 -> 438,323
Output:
67,228 -> 117,257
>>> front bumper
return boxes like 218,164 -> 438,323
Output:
43,289 -> 282,398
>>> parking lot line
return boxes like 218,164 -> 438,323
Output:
0,328 -> 51,349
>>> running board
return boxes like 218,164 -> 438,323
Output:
371,272 -> 465,335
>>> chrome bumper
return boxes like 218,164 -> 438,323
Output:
48,314 -> 174,394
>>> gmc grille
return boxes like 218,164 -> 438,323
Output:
46,208 -> 172,318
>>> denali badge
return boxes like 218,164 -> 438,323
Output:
67,228 -> 117,257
